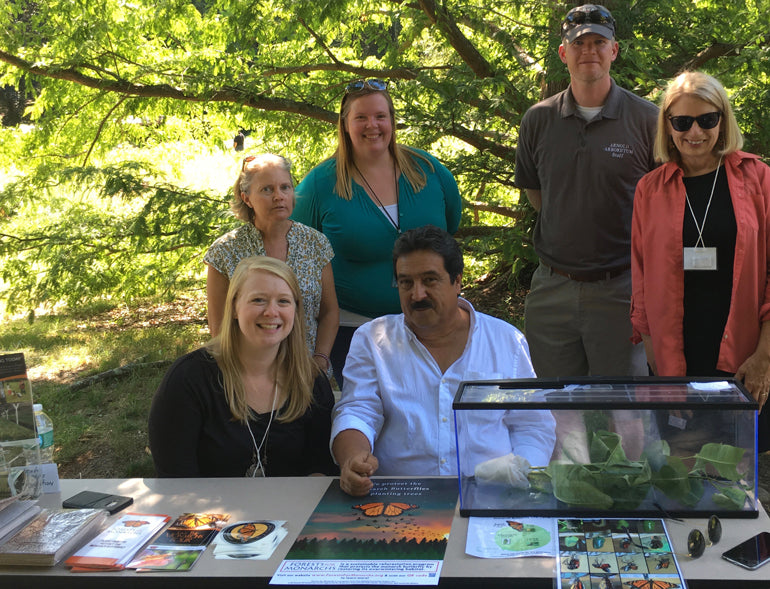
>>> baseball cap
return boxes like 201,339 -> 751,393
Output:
561,4 -> 616,43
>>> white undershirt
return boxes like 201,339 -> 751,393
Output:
576,104 -> 603,122
379,203 -> 399,229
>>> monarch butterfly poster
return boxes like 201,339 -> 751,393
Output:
555,519 -> 686,589
273,478 -> 458,585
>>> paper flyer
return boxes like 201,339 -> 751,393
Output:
465,517 -> 557,558
556,518 -> 687,589
271,478 -> 458,585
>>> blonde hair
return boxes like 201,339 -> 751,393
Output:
654,71 -> 744,163
333,87 -> 434,200
206,256 -> 318,423
231,153 -> 294,224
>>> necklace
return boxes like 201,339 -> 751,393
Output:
684,156 -> 723,248
353,162 -> 400,233
245,380 -> 278,478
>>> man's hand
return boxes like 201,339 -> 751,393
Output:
332,429 -> 379,496
340,451 -> 379,496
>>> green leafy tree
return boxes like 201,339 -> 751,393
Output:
0,0 -> 768,313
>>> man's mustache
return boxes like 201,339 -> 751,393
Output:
410,300 -> 433,311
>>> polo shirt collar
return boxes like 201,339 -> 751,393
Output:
561,78 -> 620,120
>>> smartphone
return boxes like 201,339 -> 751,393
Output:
721,531 -> 770,570
62,490 -> 133,515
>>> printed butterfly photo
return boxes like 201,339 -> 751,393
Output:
623,578 -> 680,589
172,513 -> 230,530
352,502 -> 418,517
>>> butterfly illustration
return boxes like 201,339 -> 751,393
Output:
123,520 -> 150,527
655,556 -> 671,570
596,576 -> 615,589
648,536 -> 664,549
352,502 -> 418,517
619,555 -> 638,571
563,554 -> 580,570
624,579 -> 680,589
222,521 -> 275,544
175,513 -> 224,529
506,520 -> 524,531
592,558 -> 611,572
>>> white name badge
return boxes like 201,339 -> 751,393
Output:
683,247 -> 717,271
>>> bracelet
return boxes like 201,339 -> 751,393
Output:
313,352 -> 331,367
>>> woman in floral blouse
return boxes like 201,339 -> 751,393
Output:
205,154 -> 339,374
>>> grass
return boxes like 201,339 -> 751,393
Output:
0,292 -> 210,478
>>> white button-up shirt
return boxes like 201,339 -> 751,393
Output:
332,298 -> 556,475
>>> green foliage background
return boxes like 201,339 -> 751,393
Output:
1,0 -> 769,314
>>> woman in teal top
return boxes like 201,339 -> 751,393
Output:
293,79 -> 462,385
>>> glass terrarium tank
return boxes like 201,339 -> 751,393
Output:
453,377 -> 758,519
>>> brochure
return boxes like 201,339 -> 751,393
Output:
126,512 -> 230,572
65,512 -> 170,571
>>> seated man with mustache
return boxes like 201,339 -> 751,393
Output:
331,225 -> 556,496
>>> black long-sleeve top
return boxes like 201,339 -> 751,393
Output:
148,348 -> 338,477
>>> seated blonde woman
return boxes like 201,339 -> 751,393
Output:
149,256 -> 338,477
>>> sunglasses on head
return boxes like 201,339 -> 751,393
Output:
563,6 -> 615,28
241,155 -> 258,171
668,111 -> 722,132
345,79 -> 388,94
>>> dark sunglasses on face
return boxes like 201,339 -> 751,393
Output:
563,7 -> 615,28
668,111 -> 722,132
345,79 -> 388,94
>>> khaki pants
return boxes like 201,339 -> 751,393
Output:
524,262 -> 647,378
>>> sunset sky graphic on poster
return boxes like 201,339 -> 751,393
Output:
294,479 -> 457,544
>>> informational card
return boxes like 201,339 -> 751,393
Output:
465,517 -> 557,558
556,518 -> 687,589
271,478 -> 458,585
211,520 -> 287,560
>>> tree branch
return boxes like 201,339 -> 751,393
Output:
82,95 -> 128,166
0,49 -> 339,124
417,0 -> 495,78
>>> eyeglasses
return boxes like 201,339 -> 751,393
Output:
345,79 -> 388,94
668,112 -> 722,132
562,6 -> 616,33
686,515 -> 722,558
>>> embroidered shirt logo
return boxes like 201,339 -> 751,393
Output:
604,143 -> 634,158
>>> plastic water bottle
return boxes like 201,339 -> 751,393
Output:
33,403 -> 54,463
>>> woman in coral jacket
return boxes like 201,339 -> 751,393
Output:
631,71 -> 770,449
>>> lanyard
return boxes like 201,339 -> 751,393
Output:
354,162 -> 400,233
684,157 -> 722,248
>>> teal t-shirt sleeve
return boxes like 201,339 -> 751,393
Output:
293,168 -> 322,230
